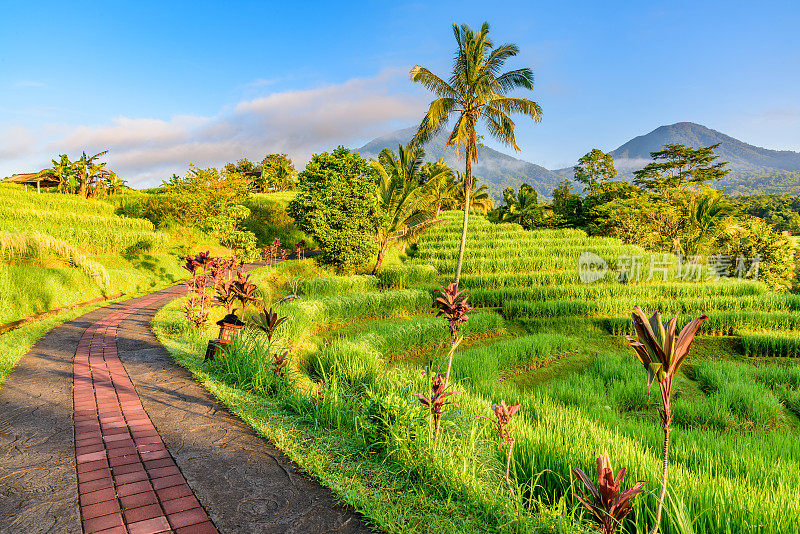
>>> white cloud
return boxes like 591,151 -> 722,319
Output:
0,126 -> 35,160
1,69 -> 427,187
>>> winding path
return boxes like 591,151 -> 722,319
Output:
0,286 -> 372,533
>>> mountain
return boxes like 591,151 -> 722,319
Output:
557,122 -> 800,195
356,126 -> 562,200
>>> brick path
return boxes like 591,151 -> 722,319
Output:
73,290 -> 215,534
0,283 -> 371,533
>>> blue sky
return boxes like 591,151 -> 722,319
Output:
1,0 -> 799,186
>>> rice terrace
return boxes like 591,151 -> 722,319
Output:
2,3 -> 800,534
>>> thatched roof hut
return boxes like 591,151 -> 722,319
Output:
2,172 -> 60,193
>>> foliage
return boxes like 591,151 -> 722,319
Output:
574,149 -> 618,196
413,372 -> 460,440
572,452 -> 645,534
496,183 -> 541,228
716,217 -> 796,290
410,21 -> 542,284
633,144 -> 729,201
627,306 -> 706,533
551,179 -> 584,228
420,159 -> 456,217
372,143 -> 433,273
287,147 -> 378,273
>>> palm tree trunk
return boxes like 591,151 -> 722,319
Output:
372,240 -> 388,275
649,422 -> 671,534
453,155 -> 472,286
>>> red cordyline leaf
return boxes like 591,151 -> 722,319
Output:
480,400 -> 521,447
433,283 -> 473,340
627,305 -> 707,396
572,451 -> 645,534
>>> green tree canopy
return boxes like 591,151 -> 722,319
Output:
574,149 -> 617,196
287,147 -> 378,272
633,143 -> 729,200
372,143 -> 432,273
500,183 -> 541,228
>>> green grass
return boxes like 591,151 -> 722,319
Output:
149,211 -> 800,534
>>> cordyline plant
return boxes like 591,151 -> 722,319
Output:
231,273 -> 261,316
272,350 -> 290,377
251,307 -> 287,345
183,251 -> 216,328
413,372 -> 460,440
262,238 -> 282,266
626,306 -> 707,534
214,278 -> 237,313
433,282 -> 473,386
294,240 -> 306,260
480,400 -> 520,491
250,307 -> 290,377
572,451 -> 645,534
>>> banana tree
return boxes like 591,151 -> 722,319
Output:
626,306 -> 706,534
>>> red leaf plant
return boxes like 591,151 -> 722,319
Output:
183,251 -> 216,328
230,273 -> 261,316
250,307 -> 287,345
272,350 -> 290,377
413,372 -> 461,440
572,451 -> 645,534
480,401 -> 520,491
294,240 -> 306,259
627,306 -> 706,533
433,283 -> 473,387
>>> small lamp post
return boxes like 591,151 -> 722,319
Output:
204,312 -> 245,361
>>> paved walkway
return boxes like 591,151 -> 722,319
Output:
0,286 -> 372,533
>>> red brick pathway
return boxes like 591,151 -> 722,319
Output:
73,291 -> 217,534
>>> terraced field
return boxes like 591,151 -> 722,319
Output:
157,211 -> 800,533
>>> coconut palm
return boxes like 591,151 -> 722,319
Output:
501,183 -> 541,227
683,190 -> 737,255
411,21 -> 542,284
453,173 -> 493,213
421,159 -> 456,217
372,143 -> 433,273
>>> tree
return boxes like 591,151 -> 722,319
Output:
420,159 -> 456,217
411,22 -> 542,285
260,154 -> 297,191
551,179 -> 583,227
633,143 -> 729,201
72,150 -> 110,198
453,173 -> 493,213
500,183 -> 541,228
574,149 -> 617,196
287,147 -> 378,272
372,143 -> 432,273
683,188 -> 737,255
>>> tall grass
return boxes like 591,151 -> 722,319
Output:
0,231 -> 109,284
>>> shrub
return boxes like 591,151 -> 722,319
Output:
287,147 -> 378,272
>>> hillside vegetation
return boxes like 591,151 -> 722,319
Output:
155,210 -> 800,533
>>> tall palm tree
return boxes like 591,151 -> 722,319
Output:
411,22 -> 542,285
372,143 -> 432,273
421,159 -> 456,217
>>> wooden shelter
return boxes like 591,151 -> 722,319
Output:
2,172 -> 60,193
